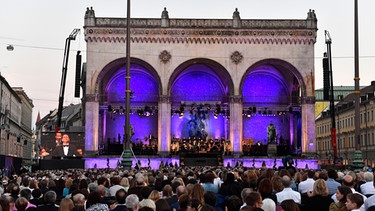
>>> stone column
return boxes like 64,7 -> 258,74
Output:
158,95 -> 171,157
85,94 -> 99,155
301,96 -> 316,154
229,95 -> 243,157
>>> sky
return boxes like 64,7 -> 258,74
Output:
1,0 -> 375,127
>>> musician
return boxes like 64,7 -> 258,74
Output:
51,134 -> 79,157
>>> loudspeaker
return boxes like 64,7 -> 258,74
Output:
74,51 -> 82,98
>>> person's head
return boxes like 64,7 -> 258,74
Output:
138,199 -> 156,211
62,134 -> 70,145
241,188 -> 252,203
272,176 -> 283,192
261,198 -> 276,211
225,195 -> 242,211
364,172 -> 374,182
307,170 -> 315,178
342,175 -> 355,188
31,188 -> 42,199
141,186 -> 153,201
125,194 -> 139,210
203,191 -> 216,207
72,193 -> 85,206
44,190 -> 57,204
281,175 -> 292,188
20,188 -> 32,200
55,132 -> 62,140
148,190 -> 160,202
346,193 -> 364,210
244,192 -> 263,208
162,185 -> 172,198
115,189 -> 127,204
190,184 -> 204,203
155,198 -> 171,211
0,197 -> 10,211
187,198 -> 202,211
280,199 -> 300,211
59,198 -> 74,211
178,193 -> 190,211
312,179 -> 328,196
240,205 -> 255,211
258,178 -> 273,195
327,169 -> 338,179
336,186 -> 352,203
15,197 -> 28,211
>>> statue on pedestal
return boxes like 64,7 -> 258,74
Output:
267,122 -> 276,143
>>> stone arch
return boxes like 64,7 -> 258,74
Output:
95,57 -> 162,99
167,58 -> 234,98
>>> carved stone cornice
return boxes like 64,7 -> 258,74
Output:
90,18 -> 315,29
301,96 -> 315,104
85,29 -> 316,45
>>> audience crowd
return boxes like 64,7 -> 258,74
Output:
1,164 -> 375,211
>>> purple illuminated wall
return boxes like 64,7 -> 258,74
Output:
105,68 -> 158,143
242,69 -> 290,144
171,64 -> 228,139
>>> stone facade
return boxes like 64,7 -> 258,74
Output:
84,7 -> 318,155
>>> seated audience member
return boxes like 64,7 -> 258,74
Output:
329,186 -> 352,211
37,191 -> 59,211
280,199 -> 300,211
345,193 -> 364,211
276,176 -> 301,204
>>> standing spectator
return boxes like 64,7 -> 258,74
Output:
258,178 -> 277,204
329,186 -> 352,211
276,176 -> 301,205
225,195 -> 242,211
243,192 -> 264,211
19,189 -> 37,211
201,172 -> 218,194
148,190 -> 160,203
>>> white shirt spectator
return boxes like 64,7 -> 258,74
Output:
276,187 -> 301,204
360,182 -> 375,196
298,178 -> 315,194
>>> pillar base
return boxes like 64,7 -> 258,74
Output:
352,150 -> 364,172
121,149 -> 133,170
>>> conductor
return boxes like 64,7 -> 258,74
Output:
51,134 -> 78,157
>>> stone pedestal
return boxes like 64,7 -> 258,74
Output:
121,149 -> 133,170
267,143 -> 277,157
352,150 -> 364,172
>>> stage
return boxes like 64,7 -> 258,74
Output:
37,154 -> 319,170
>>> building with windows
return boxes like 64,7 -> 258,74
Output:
315,81 -> 375,166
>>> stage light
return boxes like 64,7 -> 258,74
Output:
179,112 -> 184,118
144,105 -> 152,116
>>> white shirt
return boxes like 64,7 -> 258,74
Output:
298,178 -> 315,194
276,187 -> 301,204
360,181 -> 375,195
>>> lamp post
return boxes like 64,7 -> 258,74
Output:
121,0 -> 133,170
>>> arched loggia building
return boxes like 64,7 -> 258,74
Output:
83,7 -> 318,164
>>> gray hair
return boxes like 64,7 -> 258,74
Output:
44,190 -> 57,203
364,172 -> 374,182
125,194 -> 139,209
